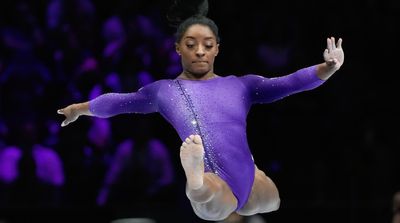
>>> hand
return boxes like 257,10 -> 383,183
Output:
57,104 -> 80,127
323,37 -> 344,71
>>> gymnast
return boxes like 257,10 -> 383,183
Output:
57,0 -> 344,220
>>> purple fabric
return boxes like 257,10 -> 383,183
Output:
89,65 -> 324,209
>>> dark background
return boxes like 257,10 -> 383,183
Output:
0,0 -> 399,222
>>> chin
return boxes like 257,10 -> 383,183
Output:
189,69 -> 209,78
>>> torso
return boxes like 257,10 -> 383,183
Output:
156,76 -> 255,210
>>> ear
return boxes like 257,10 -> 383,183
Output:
175,43 -> 181,56
215,43 -> 220,56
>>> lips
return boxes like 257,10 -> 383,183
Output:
193,61 -> 208,63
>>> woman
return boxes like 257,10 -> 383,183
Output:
57,0 -> 344,220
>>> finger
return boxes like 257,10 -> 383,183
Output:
337,38 -> 343,49
326,38 -> 331,53
326,38 -> 331,52
331,37 -> 336,50
57,109 -> 64,114
61,120 -> 68,127
329,37 -> 335,51
323,49 -> 329,57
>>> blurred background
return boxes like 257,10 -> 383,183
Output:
0,0 -> 399,222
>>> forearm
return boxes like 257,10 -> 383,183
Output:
240,65 -> 325,104
89,92 -> 158,118
59,81 -> 160,126
88,93 -> 134,118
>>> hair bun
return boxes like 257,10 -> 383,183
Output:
167,0 -> 209,27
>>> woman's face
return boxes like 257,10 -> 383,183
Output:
176,24 -> 219,77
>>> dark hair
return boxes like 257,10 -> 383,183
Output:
167,0 -> 220,43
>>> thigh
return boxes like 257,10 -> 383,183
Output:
237,166 -> 280,216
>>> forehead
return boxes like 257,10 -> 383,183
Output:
183,24 -> 216,40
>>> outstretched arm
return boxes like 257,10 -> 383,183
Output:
316,37 -> 344,80
240,37 -> 344,104
57,80 -> 163,127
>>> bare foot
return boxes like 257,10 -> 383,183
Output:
180,135 -> 205,190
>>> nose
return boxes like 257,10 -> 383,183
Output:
196,45 -> 205,57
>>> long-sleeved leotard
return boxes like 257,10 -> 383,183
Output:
89,65 -> 324,210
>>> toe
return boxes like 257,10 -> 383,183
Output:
193,135 -> 202,144
185,137 -> 192,144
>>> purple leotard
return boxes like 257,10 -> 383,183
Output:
89,65 -> 324,210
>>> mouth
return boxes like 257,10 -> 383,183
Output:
192,61 -> 208,64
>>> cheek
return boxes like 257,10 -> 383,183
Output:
181,56 -> 190,65
180,57 -> 193,70
209,55 -> 216,63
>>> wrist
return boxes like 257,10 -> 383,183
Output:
316,62 -> 337,80
75,102 -> 92,116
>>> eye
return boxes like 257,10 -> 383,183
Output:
205,45 -> 213,49
186,44 -> 194,49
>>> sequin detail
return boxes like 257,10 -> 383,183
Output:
175,80 -> 219,174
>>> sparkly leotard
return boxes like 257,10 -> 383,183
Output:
89,65 -> 324,210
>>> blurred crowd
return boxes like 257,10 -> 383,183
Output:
0,0 -> 182,215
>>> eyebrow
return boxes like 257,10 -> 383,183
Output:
184,36 -> 215,41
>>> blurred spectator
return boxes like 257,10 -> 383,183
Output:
97,137 -> 175,207
35,119 -> 65,207
70,117 -> 115,206
32,143 -> 65,207
0,146 -> 22,185
0,119 -> 21,208
0,24 -> 52,125
0,118 -> 65,208
102,15 -> 126,62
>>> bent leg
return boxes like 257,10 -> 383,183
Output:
188,173 -> 237,221
180,135 -> 237,221
236,166 -> 280,216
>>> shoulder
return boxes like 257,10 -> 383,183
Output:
138,79 -> 170,91
236,74 -> 265,85
238,74 -> 266,80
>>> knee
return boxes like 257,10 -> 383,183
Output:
258,173 -> 280,212
260,196 -> 280,213
269,196 -> 281,211
192,203 -> 232,221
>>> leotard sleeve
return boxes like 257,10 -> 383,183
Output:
239,65 -> 325,104
88,80 -> 163,118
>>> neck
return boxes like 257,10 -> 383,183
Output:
178,71 -> 217,80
